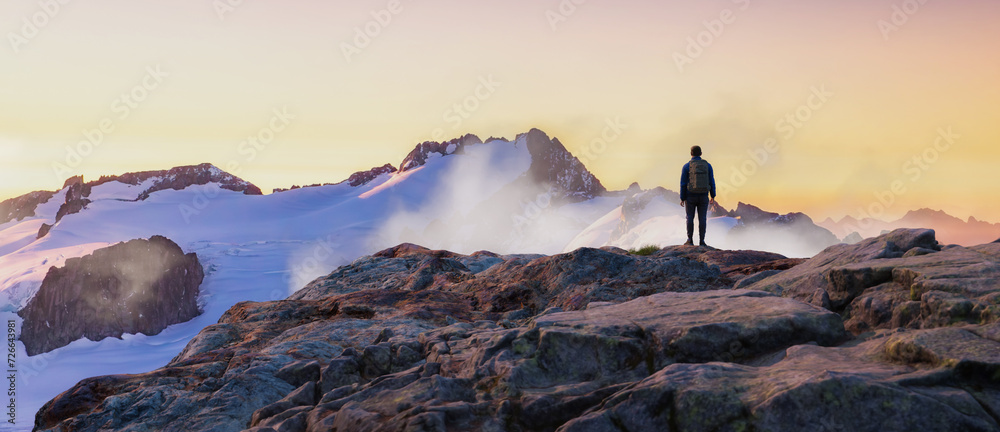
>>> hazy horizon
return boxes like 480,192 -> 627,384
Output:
2,0 -> 998,223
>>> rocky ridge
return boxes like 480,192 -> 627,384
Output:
0,190 -> 55,225
33,229 -> 1000,431
3,164 -> 262,231
745,228 -> 1000,334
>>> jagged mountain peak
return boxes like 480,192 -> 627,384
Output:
92,162 -> 262,199
399,133 -> 484,173
519,128 -> 607,202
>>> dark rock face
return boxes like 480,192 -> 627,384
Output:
121,163 -> 263,200
273,164 -> 398,193
399,134 -> 483,172
746,228 -> 1000,334
85,163 -> 261,200
55,179 -> 90,223
5,167 -> 259,229
43,176 -> 93,236
291,243 -> 734,314
522,128 -> 606,202
18,236 -> 203,356
34,237 -> 1000,432
347,163 -> 397,187
0,190 -> 55,224
36,223 -> 52,239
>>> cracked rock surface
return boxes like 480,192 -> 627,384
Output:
35,230 -> 1000,432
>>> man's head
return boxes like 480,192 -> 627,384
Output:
691,146 -> 702,157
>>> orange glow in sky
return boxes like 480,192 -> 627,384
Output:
1,0 -> 998,222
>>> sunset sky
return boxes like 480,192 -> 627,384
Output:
1,0 -> 998,222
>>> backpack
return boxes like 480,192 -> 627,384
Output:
688,160 -> 711,194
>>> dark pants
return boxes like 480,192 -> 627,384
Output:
686,193 -> 709,243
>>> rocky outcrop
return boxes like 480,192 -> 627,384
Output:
745,228 -> 1000,334
522,128 -> 606,202
399,134 -> 483,172
561,326 -> 1000,432
83,163 -> 262,200
291,243 -> 734,314
18,236 -> 204,356
35,286 -> 849,432
5,167 -> 260,229
0,190 -> 55,225
34,235 -> 1000,431
347,163 -> 397,187
125,163 -> 263,200
36,223 -> 53,239
273,164 -> 399,193
54,175 -> 91,225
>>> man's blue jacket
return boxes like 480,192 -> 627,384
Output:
680,156 -> 716,202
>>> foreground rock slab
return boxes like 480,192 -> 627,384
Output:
746,228 -> 1000,333
33,236 -> 1000,432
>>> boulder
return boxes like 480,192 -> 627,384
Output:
347,163 -> 397,187
18,236 -> 203,355
560,329 -> 1000,432
745,229 -> 1000,333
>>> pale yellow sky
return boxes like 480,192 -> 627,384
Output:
1,0 -> 998,222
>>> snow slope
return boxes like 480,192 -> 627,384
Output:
564,193 -> 740,252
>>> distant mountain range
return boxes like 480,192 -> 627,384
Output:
819,209 -> 1000,246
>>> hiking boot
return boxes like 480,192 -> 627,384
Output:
699,242 -> 710,248
683,239 -> 694,246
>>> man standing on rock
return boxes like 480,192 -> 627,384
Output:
680,145 -> 717,247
